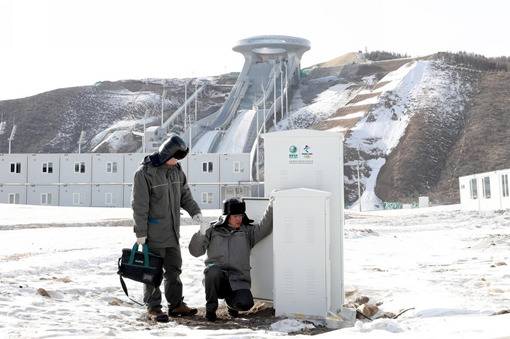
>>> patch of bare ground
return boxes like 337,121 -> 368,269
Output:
332,104 -> 371,117
316,118 -> 359,131
373,80 -> 391,90
169,302 -> 332,335
347,92 -> 379,105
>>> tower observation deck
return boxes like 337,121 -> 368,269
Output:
189,35 -> 310,158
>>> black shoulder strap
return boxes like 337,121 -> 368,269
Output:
119,276 -> 145,306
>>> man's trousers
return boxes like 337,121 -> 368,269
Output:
204,266 -> 254,312
143,246 -> 183,309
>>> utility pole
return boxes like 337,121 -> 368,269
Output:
280,60 -> 284,122
8,125 -> 16,154
273,62 -> 277,127
0,112 -> 5,135
261,83 -> 266,134
194,81 -> 198,122
254,104 -> 260,196
78,130 -> 86,154
357,145 -> 362,212
188,114 -> 192,152
161,87 -> 166,126
184,81 -> 188,131
142,109 -> 147,153
285,60 -> 289,119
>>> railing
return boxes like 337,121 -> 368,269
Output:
160,84 -> 207,132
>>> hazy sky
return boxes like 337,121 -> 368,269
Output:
0,0 -> 508,100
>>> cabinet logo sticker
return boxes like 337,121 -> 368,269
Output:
302,145 -> 313,158
288,144 -> 313,164
289,145 -> 298,159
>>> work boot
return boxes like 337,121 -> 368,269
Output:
227,307 -> 239,318
168,301 -> 198,317
147,307 -> 170,323
205,310 -> 217,322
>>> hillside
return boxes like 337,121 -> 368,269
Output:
0,52 -> 508,207
0,76 -> 235,153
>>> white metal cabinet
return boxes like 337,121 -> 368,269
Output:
272,188 -> 331,318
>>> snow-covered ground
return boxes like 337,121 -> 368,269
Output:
1,204 -> 509,338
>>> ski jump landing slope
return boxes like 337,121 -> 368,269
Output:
190,36 -> 310,154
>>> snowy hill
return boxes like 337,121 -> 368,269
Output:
295,54 -> 509,208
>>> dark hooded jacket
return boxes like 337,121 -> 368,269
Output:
188,203 -> 273,290
132,134 -> 200,248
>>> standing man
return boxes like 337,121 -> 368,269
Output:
189,197 -> 273,322
132,134 -> 207,323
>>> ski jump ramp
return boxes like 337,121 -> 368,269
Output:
189,36 -> 310,155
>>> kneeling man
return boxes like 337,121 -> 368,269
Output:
189,197 -> 273,322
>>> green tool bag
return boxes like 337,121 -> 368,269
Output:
117,243 -> 163,305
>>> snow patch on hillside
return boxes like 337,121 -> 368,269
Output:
346,60 -> 473,210
89,116 -> 158,152
280,83 -> 358,129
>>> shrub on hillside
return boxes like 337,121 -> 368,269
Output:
434,52 -> 508,72
364,51 -> 409,61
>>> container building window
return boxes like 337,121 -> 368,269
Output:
106,162 -> 118,173
74,162 -> 86,173
469,178 -> 477,199
482,176 -> 491,199
8,193 -> 20,204
10,162 -> 21,173
233,161 -> 242,173
42,162 -> 53,173
41,193 -> 52,205
73,193 -> 80,205
201,192 -> 213,204
105,192 -> 113,205
202,162 -> 213,173
502,174 -> 509,198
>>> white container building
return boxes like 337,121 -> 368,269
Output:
123,153 -> 144,184
188,153 -> 220,184
459,168 -> 510,211
0,152 -> 260,208
92,153 -> 124,184
123,183 -> 133,208
59,184 -> 92,207
0,154 -> 28,184
60,153 -> 92,184
27,153 -> 61,185
0,184 -> 26,204
26,185 -> 59,206
91,184 -> 124,208
219,153 -> 250,183
190,184 -> 220,209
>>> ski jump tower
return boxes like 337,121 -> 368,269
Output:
189,35 -> 310,160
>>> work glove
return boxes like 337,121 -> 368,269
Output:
269,189 -> 279,205
193,213 -> 210,235
136,236 -> 147,245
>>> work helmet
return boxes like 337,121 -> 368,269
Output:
145,134 -> 189,167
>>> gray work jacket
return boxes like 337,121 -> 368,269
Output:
189,204 -> 273,290
132,162 -> 201,248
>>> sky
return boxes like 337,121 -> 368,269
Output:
0,0 -> 509,101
